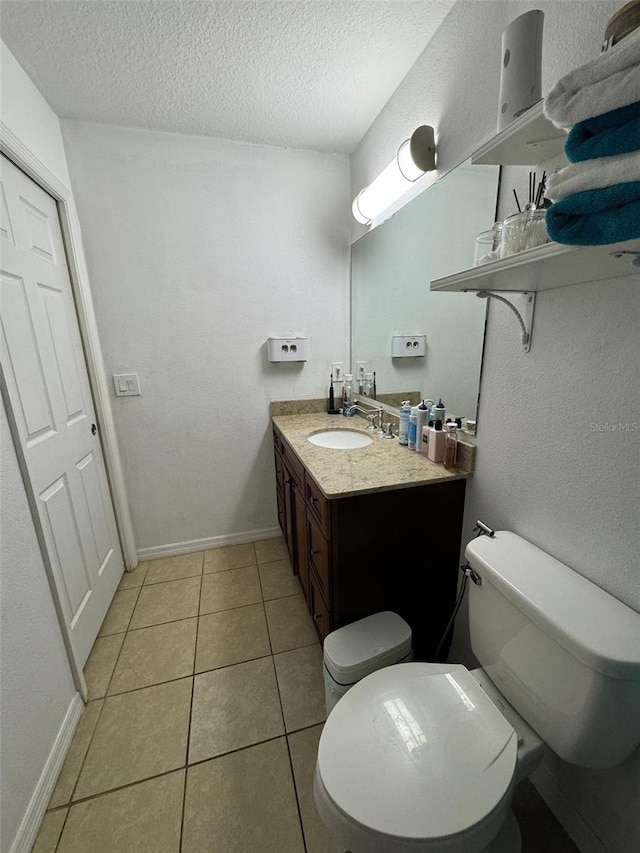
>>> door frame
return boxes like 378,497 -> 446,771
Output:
1,121 -> 137,691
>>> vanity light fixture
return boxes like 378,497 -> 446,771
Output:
475,291 -> 536,353
352,125 -> 437,225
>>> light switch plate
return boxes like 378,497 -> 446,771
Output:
113,373 -> 141,397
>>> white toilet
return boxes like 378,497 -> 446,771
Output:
314,531 -> 640,853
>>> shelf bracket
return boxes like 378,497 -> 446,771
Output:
476,290 -> 536,353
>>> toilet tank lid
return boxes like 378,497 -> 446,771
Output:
466,532 -> 640,680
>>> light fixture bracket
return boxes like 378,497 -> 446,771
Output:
409,125 -> 436,173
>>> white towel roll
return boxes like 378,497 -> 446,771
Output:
544,28 -> 640,129
545,149 -> 640,201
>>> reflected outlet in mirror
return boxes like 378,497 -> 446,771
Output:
351,159 -> 500,418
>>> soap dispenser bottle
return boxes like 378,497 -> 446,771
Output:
433,399 -> 446,424
398,401 -> 411,446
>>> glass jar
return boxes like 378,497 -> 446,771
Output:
474,221 -> 504,266
443,423 -> 458,469
501,207 -> 549,258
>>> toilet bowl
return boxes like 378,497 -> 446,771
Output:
314,662 -> 539,853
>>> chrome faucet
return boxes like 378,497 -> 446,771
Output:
347,404 -> 384,430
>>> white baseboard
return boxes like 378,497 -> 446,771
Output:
531,764 -> 608,853
9,693 -> 84,853
136,526 -> 282,561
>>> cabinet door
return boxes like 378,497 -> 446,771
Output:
282,459 -> 296,565
307,512 -> 331,607
292,481 -> 309,601
306,474 -> 331,536
309,568 -> 331,642
276,485 -> 286,540
274,445 -> 285,497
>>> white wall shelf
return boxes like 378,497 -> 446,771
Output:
431,240 -> 640,293
471,101 -> 566,166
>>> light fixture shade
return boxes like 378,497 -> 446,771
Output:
352,125 -> 436,225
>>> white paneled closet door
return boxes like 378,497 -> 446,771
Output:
0,154 -> 123,668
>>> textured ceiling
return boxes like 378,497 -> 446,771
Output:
0,1 -> 455,153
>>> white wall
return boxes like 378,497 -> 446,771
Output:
350,2 -> 639,851
61,121 -> 351,552
0,41 -> 71,187
0,41 -> 79,853
0,401 -> 77,852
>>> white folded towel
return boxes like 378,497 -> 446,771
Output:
545,149 -> 640,201
544,28 -> 640,129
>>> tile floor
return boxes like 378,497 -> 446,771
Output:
34,536 -> 579,853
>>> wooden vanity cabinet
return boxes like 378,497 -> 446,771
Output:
273,427 -> 308,598
272,423 -> 466,660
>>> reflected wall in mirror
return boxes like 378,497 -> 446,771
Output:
351,160 -> 500,418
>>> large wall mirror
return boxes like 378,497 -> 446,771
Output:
351,160 -> 500,418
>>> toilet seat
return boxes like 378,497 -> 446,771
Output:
316,663 -> 518,852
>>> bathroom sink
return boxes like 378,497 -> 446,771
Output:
308,430 -> 373,450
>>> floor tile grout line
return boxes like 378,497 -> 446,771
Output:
91,639 -> 319,702
273,640 -> 321,659
270,652 -> 288,735
100,582 -> 144,698
123,580 -> 145,634
185,730 -> 294,771
180,675 -> 197,851
142,570 -> 203,587
52,723 -> 325,816
203,559 -> 258,576
284,733 -> 309,853
52,766 -> 189,811
58,726 -> 299,814
199,595 -> 263,619
52,804 -> 70,853
267,580 -> 313,850
180,568 -> 204,849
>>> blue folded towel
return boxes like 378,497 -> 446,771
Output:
545,181 -> 640,245
565,100 -> 640,162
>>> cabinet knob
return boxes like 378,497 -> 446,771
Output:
310,548 -> 320,557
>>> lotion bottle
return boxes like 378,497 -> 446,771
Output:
433,399 -> 446,425
420,420 -> 433,455
427,419 -> 445,462
398,401 -> 411,446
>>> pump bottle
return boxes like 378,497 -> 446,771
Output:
398,401 -> 411,446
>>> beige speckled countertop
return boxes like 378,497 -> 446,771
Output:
272,412 -> 470,499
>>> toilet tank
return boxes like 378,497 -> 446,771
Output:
465,531 -> 640,768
